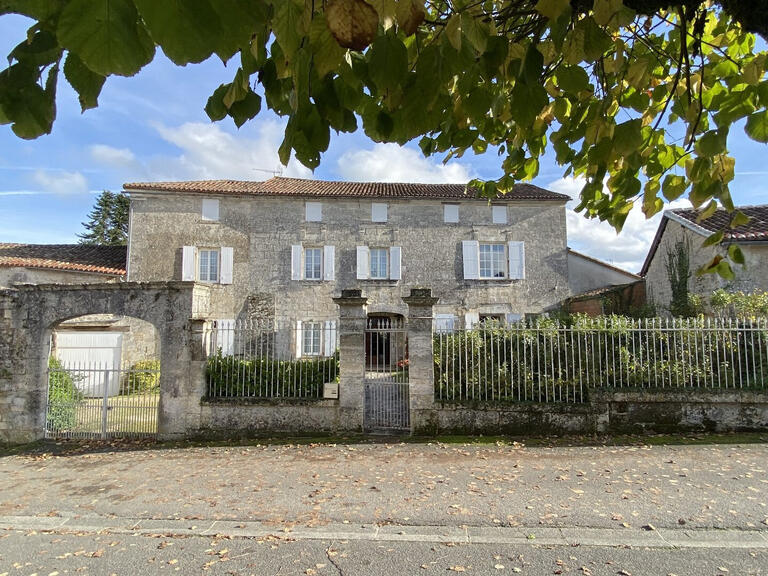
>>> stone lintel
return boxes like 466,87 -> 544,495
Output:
402,288 -> 439,309
333,289 -> 368,308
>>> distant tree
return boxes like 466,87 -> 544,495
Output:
78,191 -> 129,246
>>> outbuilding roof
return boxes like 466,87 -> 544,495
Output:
124,176 -> 570,202
0,243 -> 127,275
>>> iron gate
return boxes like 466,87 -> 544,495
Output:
363,316 -> 409,432
45,359 -> 160,439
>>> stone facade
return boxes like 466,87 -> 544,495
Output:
127,192 -> 570,324
643,218 -> 768,313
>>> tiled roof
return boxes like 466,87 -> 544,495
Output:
124,176 -> 570,202
670,205 -> 768,241
0,244 -> 126,275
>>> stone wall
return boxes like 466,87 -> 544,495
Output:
127,193 -> 570,322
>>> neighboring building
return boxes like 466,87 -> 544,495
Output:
565,249 -> 644,316
0,243 -> 155,370
567,248 -> 641,296
124,177 -> 571,350
641,205 -> 768,312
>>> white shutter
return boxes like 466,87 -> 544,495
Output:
389,246 -> 402,280
444,204 -> 459,223
371,202 -> 388,222
182,246 -> 197,281
324,320 -> 337,356
465,311 -> 480,329
216,319 -> 235,354
492,205 -> 507,224
323,245 -> 335,281
305,201 -> 322,222
202,198 -> 219,221
220,246 -> 233,284
462,240 -> 480,280
295,320 -> 303,359
356,246 -> 370,280
508,241 -> 525,280
291,245 -> 303,280
505,313 -> 522,325
434,314 -> 456,333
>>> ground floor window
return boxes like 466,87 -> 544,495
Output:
302,321 -> 322,356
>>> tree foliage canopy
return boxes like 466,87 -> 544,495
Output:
2,0 -> 767,275
78,190 -> 129,246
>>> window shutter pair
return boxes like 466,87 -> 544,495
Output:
461,240 -> 525,280
181,246 -> 233,284
356,246 -> 401,280
291,245 -> 335,281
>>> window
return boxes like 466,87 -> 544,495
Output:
202,198 -> 219,221
304,248 -> 322,280
302,322 -> 322,356
479,243 -> 506,279
444,204 -> 459,223
434,314 -> 456,333
371,202 -> 388,222
305,202 -> 322,222
492,205 -> 507,224
198,249 -> 220,282
369,248 -> 389,279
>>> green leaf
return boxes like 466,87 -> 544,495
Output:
368,34 -> 408,93
580,17 -> 612,61
309,14 -> 346,77
702,230 -> 724,247
662,174 -> 688,201
229,91 -> 262,128
509,81 -> 548,126
592,0 -> 627,27
9,29 -> 61,67
695,128 -> 728,157
63,52 -> 106,112
0,62 -> 58,138
744,110 -> 768,143
205,84 -> 229,122
0,0 -> 61,20
728,244 -> 746,265
272,0 -> 306,60
445,14 -> 462,52
535,0 -> 570,21
612,119 -> 642,156
556,65 -> 590,94
57,0 -> 155,77
461,13 -> 487,54
730,210 -> 750,228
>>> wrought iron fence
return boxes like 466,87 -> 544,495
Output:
433,317 -> 768,404
204,319 -> 339,399
45,357 -> 160,439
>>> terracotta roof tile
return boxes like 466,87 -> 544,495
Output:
671,205 -> 768,241
124,176 -> 570,202
0,244 -> 126,275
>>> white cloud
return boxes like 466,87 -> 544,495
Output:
31,170 -> 89,195
336,143 -> 473,183
550,177 -> 690,274
148,121 -> 311,181
90,144 -> 137,168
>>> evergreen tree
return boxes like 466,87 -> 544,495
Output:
78,191 -> 130,246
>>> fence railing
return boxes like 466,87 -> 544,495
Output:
433,317 -> 768,404
204,319 -> 339,399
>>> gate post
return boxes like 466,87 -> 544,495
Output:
402,288 -> 439,435
332,289 -> 368,432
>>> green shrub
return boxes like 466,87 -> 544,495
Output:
205,351 -> 339,398
46,356 -> 83,431
122,359 -> 161,394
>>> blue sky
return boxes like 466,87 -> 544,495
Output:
1,14 -> 767,272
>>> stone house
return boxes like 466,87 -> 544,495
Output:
124,177 -> 571,355
641,205 -> 768,312
0,243 -> 156,371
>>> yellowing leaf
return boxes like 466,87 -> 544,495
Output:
326,0 -> 378,51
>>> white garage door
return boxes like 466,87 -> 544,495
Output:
55,331 -> 122,397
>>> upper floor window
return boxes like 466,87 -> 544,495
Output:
444,204 -> 459,223
181,245 -> 233,284
479,243 -> 506,279
356,246 -> 401,280
492,205 -> 507,224
305,201 -> 322,222
291,245 -> 335,281
371,202 -> 388,222
198,248 -> 220,282
202,198 -> 219,221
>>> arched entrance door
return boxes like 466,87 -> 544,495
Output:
363,314 -> 409,432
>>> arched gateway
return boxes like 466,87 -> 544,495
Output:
0,281 -> 210,444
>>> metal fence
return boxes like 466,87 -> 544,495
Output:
433,317 -> 768,404
46,358 -> 160,439
204,319 -> 339,399
364,316 -> 410,432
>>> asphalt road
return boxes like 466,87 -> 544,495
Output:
0,438 -> 767,575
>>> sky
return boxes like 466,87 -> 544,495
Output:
1,15 -> 767,273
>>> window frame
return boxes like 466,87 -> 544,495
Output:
198,248 -> 221,283
491,205 -> 507,224
201,198 -> 220,222
371,202 -> 388,223
443,203 -> 459,223
302,321 -> 322,356
303,247 -> 323,281
478,243 -> 507,279
305,201 -> 323,222
369,247 -> 389,279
